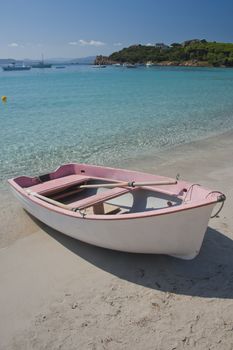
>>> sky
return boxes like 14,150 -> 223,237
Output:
0,0 -> 233,59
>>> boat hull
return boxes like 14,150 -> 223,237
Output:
3,66 -> 31,71
11,186 -> 214,259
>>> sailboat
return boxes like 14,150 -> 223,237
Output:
31,54 -> 52,68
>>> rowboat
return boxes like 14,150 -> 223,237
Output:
8,163 -> 225,259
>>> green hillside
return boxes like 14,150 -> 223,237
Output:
107,40 -> 233,67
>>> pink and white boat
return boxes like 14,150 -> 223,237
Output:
8,163 -> 225,259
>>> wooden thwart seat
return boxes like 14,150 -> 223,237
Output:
27,175 -> 90,195
69,187 -> 131,211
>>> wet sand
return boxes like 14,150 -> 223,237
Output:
0,131 -> 233,349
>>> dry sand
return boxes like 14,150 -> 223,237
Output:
0,131 -> 233,350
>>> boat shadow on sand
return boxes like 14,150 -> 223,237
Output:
32,215 -> 233,299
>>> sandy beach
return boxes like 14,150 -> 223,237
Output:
0,131 -> 233,350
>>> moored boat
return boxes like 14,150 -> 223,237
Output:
31,62 -> 52,68
8,163 -> 225,259
2,63 -> 31,71
31,54 -> 52,68
124,63 -> 137,68
146,61 -> 154,67
92,65 -> 107,68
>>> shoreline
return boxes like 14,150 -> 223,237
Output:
95,59 -> 233,69
0,130 -> 233,349
1,126 -> 233,187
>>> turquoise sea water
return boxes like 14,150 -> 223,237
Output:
0,65 -> 233,183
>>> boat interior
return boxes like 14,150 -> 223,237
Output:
19,172 -> 183,216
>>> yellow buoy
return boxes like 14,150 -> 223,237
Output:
1,96 -> 7,103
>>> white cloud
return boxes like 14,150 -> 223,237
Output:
113,42 -> 122,47
8,43 -> 19,47
79,39 -> 106,46
146,43 -> 154,46
68,41 -> 78,46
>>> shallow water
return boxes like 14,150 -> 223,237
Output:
1,65 -> 233,184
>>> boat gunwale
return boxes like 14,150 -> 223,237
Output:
8,178 -> 219,221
